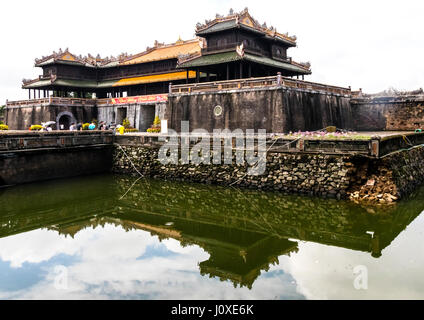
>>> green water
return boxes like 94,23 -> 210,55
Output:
0,173 -> 423,299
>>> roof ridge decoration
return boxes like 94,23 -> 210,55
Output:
195,8 -> 297,45
35,48 -> 130,67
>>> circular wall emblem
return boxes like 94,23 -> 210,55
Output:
214,105 -> 223,117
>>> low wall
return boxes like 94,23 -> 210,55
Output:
5,103 -> 97,130
351,95 -> 424,131
0,131 -> 113,186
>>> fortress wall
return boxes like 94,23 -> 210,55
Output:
167,87 -> 353,133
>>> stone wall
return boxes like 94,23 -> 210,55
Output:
0,131 -> 113,186
112,142 -> 424,204
350,96 -> 424,131
5,104 -> 97,130
167,87 -> 353,133
349,145 -> 424,203
97,102 -> 166,131
113,144 -> 355,200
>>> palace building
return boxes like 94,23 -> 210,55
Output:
21,8 -> 311,100
6,8 -> 338,132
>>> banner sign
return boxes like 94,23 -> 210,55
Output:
111,94 -> 168,105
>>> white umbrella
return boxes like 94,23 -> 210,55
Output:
42,121 -> 56,127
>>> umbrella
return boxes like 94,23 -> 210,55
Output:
42,121 -> 56,127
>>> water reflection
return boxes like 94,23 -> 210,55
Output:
0,174 -> 423,299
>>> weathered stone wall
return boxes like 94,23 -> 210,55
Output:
167,87 -> 353,133
113,144 -> 355,199
350,96 -> 424,131
0,146 -> 112,186
349,145 -> 424,203
5,104 -> 97,130
112,143 -> 424,204
0,131 -> 113,185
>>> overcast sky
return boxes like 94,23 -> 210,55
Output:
1,0 -> 423,104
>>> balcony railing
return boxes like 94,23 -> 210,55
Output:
170,75 -> 352,96
6,97 -> 97,107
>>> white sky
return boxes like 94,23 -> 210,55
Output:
1,0 -> 423,104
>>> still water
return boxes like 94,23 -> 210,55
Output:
0,174 -> 423,299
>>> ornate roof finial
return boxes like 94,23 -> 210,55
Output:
229,8 -> 234,15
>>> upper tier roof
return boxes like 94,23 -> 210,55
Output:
121,38 -> 203,65
34,49 -> 128,68
34,38 -> 204,69
195,8 -> 297,47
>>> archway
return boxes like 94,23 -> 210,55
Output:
56,111 -> 77,130
58,115 -> 71,130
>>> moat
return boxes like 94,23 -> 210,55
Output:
1,173 -> 423,299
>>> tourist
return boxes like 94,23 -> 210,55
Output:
76,123 -> 82,131
69,123 -> 76,131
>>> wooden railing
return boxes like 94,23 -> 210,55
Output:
170,75 -> 352,96
7,77 -> 351,108
6,97 -> 97,107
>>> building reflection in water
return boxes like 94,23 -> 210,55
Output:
1,174 -> 423,289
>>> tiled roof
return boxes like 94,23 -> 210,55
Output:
34,49 -> 129,68
112,71 -> 196,87
195,8 -> 297,47
22,71 -> 198,89
177,51 -> 242,68
177,51 -> 311,75
122,39 -> 203,65
243,54 -> 311,74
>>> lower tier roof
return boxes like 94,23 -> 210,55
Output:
23,70 -> 197,89
177,51 -> 311,75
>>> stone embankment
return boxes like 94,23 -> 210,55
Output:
113,145 -> 353,200
112,139 -> 424,204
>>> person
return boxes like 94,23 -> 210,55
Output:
46,126 -> 53,131
109,122 -> 116,134
88,122 -> 96,130
76,123 -> 82,131
69,123 -> 76,131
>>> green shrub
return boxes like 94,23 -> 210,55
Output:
153,116 -> 160,126
122,118 -> 131,129
147,127 -> 161,133
0,124 -> 8,130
